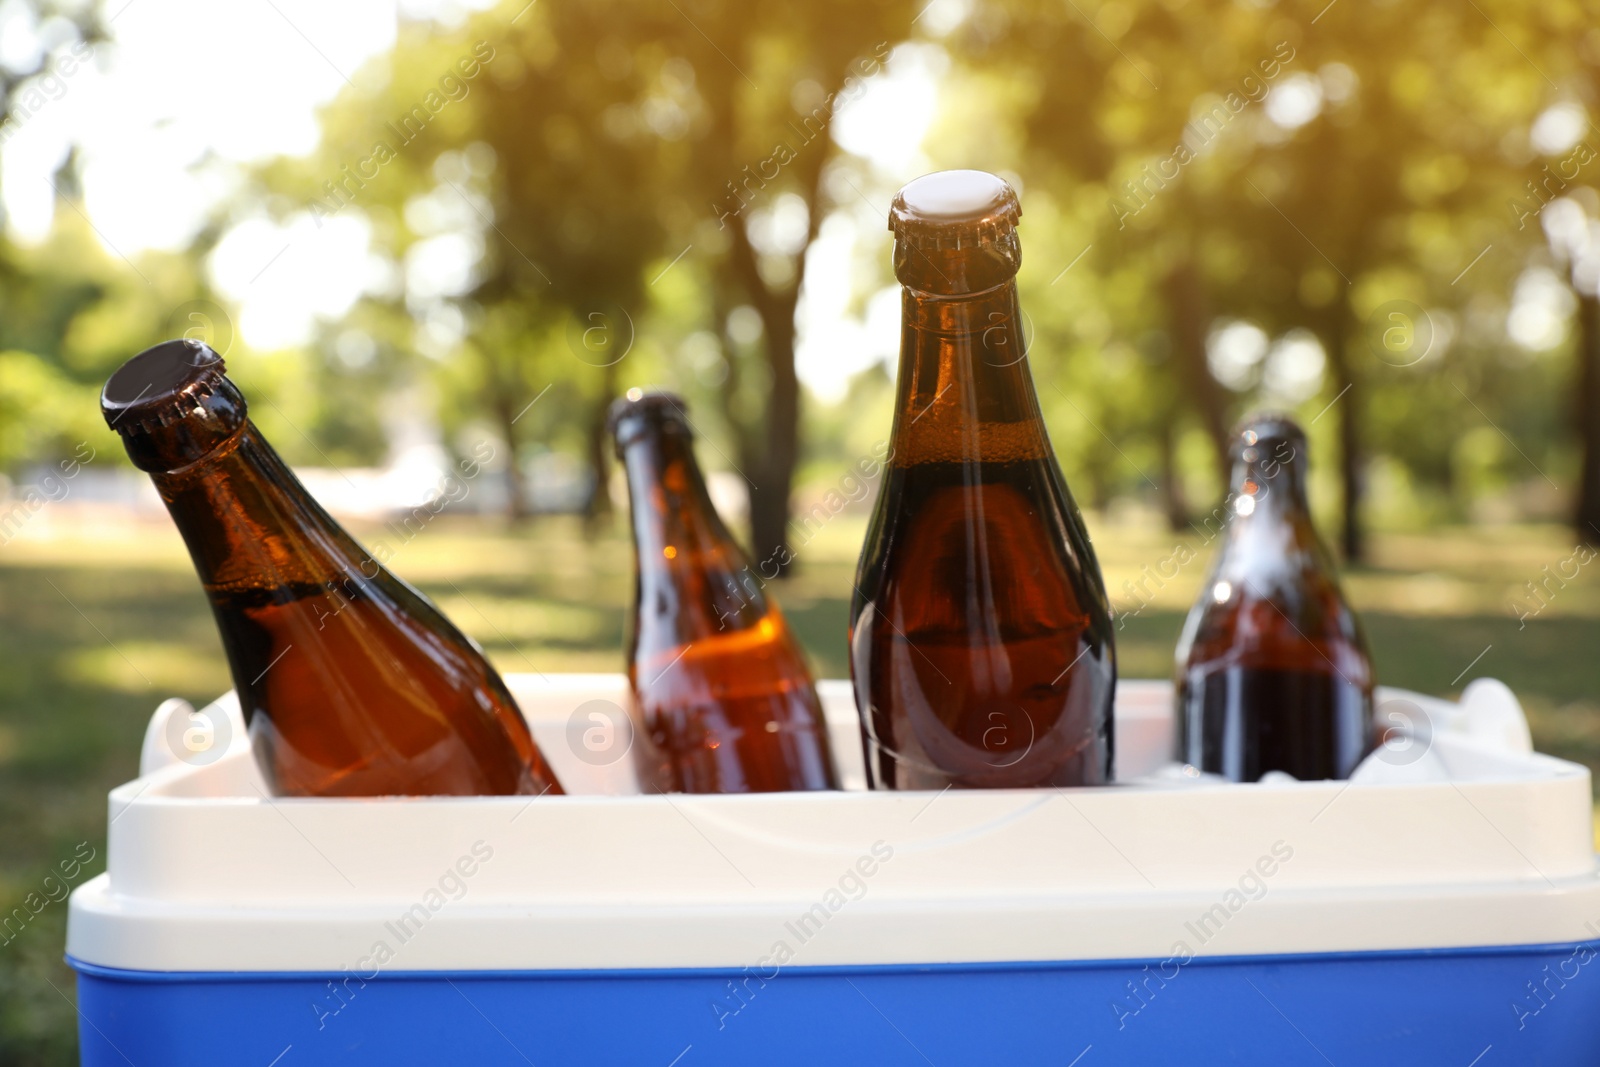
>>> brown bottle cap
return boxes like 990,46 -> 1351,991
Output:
888,170 -> 1022,248
608,388 -> 693,452
102,340 -> 230,435
103,339 -> 249,473
1232,412 -> 1307,457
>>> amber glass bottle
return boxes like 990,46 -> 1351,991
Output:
610,389 -> 836,793
1174,415 -> 1374,781
101,340 -> 562,797
850,170 -> 1116,790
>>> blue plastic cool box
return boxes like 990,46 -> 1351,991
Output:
67,674 -> 1600,1065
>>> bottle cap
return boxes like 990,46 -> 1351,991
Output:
102,340 -> 230,436
608,388 -> 693,452
102,339 -> 248,473
1232,412 -> 1307,458
889,170 -> 1022,248
889,171 -> 1023,295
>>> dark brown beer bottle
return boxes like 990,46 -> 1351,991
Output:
101,340 -> 563,797
609,389 -> 836,793
850,170 -> 1116,790
1174,415 -> 1375,781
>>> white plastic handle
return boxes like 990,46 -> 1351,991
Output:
138,695 -> 250,776
139,698 -> 198,776
1457,677 -> 1533,754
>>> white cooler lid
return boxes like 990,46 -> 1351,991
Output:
68,675 -> 1600,973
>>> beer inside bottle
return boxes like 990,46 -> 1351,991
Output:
850,170 -> 1116,790
1174,415 -> 1375,781
610,389 -> 836,793
101,340 -> 563,797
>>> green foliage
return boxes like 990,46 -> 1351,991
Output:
907,0 -> 1600,541
0,351 -> 93,466
0,0 -> 1596,537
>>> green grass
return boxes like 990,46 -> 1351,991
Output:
1,512 -> 1597,1063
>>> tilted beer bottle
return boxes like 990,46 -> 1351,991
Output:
610,389 -> 836,793
1174,415 -> 1375,781
101,340 -> 563,797
851,170 -> 1116,789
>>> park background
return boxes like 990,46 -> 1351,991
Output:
1,0 -> 1598,1060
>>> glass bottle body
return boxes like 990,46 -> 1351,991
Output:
851,283 -> 1116,790
619,416 -> 836,793
155,424 -> 559,797
1174,441 -> 1374,781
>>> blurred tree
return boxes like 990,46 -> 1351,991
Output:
461,6 -> 675,522
254,0 -> 921,550
0,2 -> 116,473
268,0 -> 916,555
265,11 -> 673,519
952,0 -> 1590,559
0,209 -> 226,472
146,0 -> 1600,553
1544,30 -> 1600,545
949,0 -> 1258,528
1203,0 -> 1555,562
1563,191 -> 1600,543
646,0 -> 914,570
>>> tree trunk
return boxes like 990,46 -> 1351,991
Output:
695,39 -> 856,576
1157,417 -> 1188,532
721,144 -> 830,577
1162,259 -> 1231,489
583,362 -> 618,529
1323,311 -> 1364,563
491,389 -> 529,522
751,312 -> 800,572
1574,289 -> 1600,546
711,279 -> 760,508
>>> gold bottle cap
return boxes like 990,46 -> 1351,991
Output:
889,170 -> 1021,249
889,171 -> 1023,294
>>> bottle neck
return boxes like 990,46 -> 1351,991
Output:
115,373 -> 249,473
150,423 -> 369,595
1216,446 -> 1326,585
888,277 -> 1049,466
617,425 -> 744,575
1229,444 -> 1311,521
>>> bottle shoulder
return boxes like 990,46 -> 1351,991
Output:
851,456 -> 1113,644
1180,569 -> 1371,681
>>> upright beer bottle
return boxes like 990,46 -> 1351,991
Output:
101,339 -> 563,797
610,389 -> 836,793
1174,415 -> 1374,781
851,170 -> 1116,790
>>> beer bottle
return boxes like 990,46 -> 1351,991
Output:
1174,415 -> 1375,781
101,339 -> 563,797
609,389 -> 836,793
850,170 -> 1116,790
